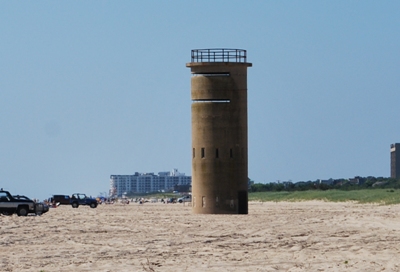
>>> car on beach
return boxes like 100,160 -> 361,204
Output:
177,195 -> 192,203
0,189 -> 49,216
70,193 -> 98,208
51,194 -> 71,205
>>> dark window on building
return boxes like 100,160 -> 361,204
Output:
193,148 -> 195,158
201,148 -> 205,158
216,148 -> 219,158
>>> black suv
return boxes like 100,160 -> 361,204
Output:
0,189 -> 49,216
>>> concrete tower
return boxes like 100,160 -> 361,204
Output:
187,49 -> 252,214
391,143 -> 400,179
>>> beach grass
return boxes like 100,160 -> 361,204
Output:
248,189 -> 400,205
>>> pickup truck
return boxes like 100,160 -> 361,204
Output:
0,189 -> 49,216
70,193 -> 98,208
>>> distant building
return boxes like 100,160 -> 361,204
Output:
319,179 -> 334,185
391,144 -> 400,179
109,169 -> 191,196
349,176 -> 366,185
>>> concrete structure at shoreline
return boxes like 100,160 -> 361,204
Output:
187,48 -> 252,214
109,169 -> 191,196
391,143 -> 400,179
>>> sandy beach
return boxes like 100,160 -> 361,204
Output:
1,201 -> 400,271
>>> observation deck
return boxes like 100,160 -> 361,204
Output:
190,48 -> 248,63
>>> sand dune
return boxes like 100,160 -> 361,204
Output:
1,201 -> 400,271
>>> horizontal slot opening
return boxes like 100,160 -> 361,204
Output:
192,72 -> 230,77
192,99 -> 230,103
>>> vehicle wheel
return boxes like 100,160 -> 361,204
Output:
90,202 -> 97,208
179,200 -> 183,203
17,207 -> 28,216
71,202 -> 79,208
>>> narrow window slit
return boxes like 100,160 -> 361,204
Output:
192,99 -> 230,103
192,72 -> 230,77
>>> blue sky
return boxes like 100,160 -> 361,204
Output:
1,1 -> 399,200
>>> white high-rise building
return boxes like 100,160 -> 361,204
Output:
109,169 -> 191,196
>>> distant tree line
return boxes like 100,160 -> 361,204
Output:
249,176 -> 400,192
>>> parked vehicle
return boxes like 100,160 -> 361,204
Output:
13,195 -> 49,215
70,193 -> 98,208
51,195 -> 71,205
177,195 -> 192,203
0,189 -> 49,216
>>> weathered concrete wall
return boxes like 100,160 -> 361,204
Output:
187,62 -> 251,214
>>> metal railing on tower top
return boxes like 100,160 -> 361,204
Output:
191,48 -> 247,63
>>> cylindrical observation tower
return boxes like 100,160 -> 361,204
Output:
187,48 -> 252,214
